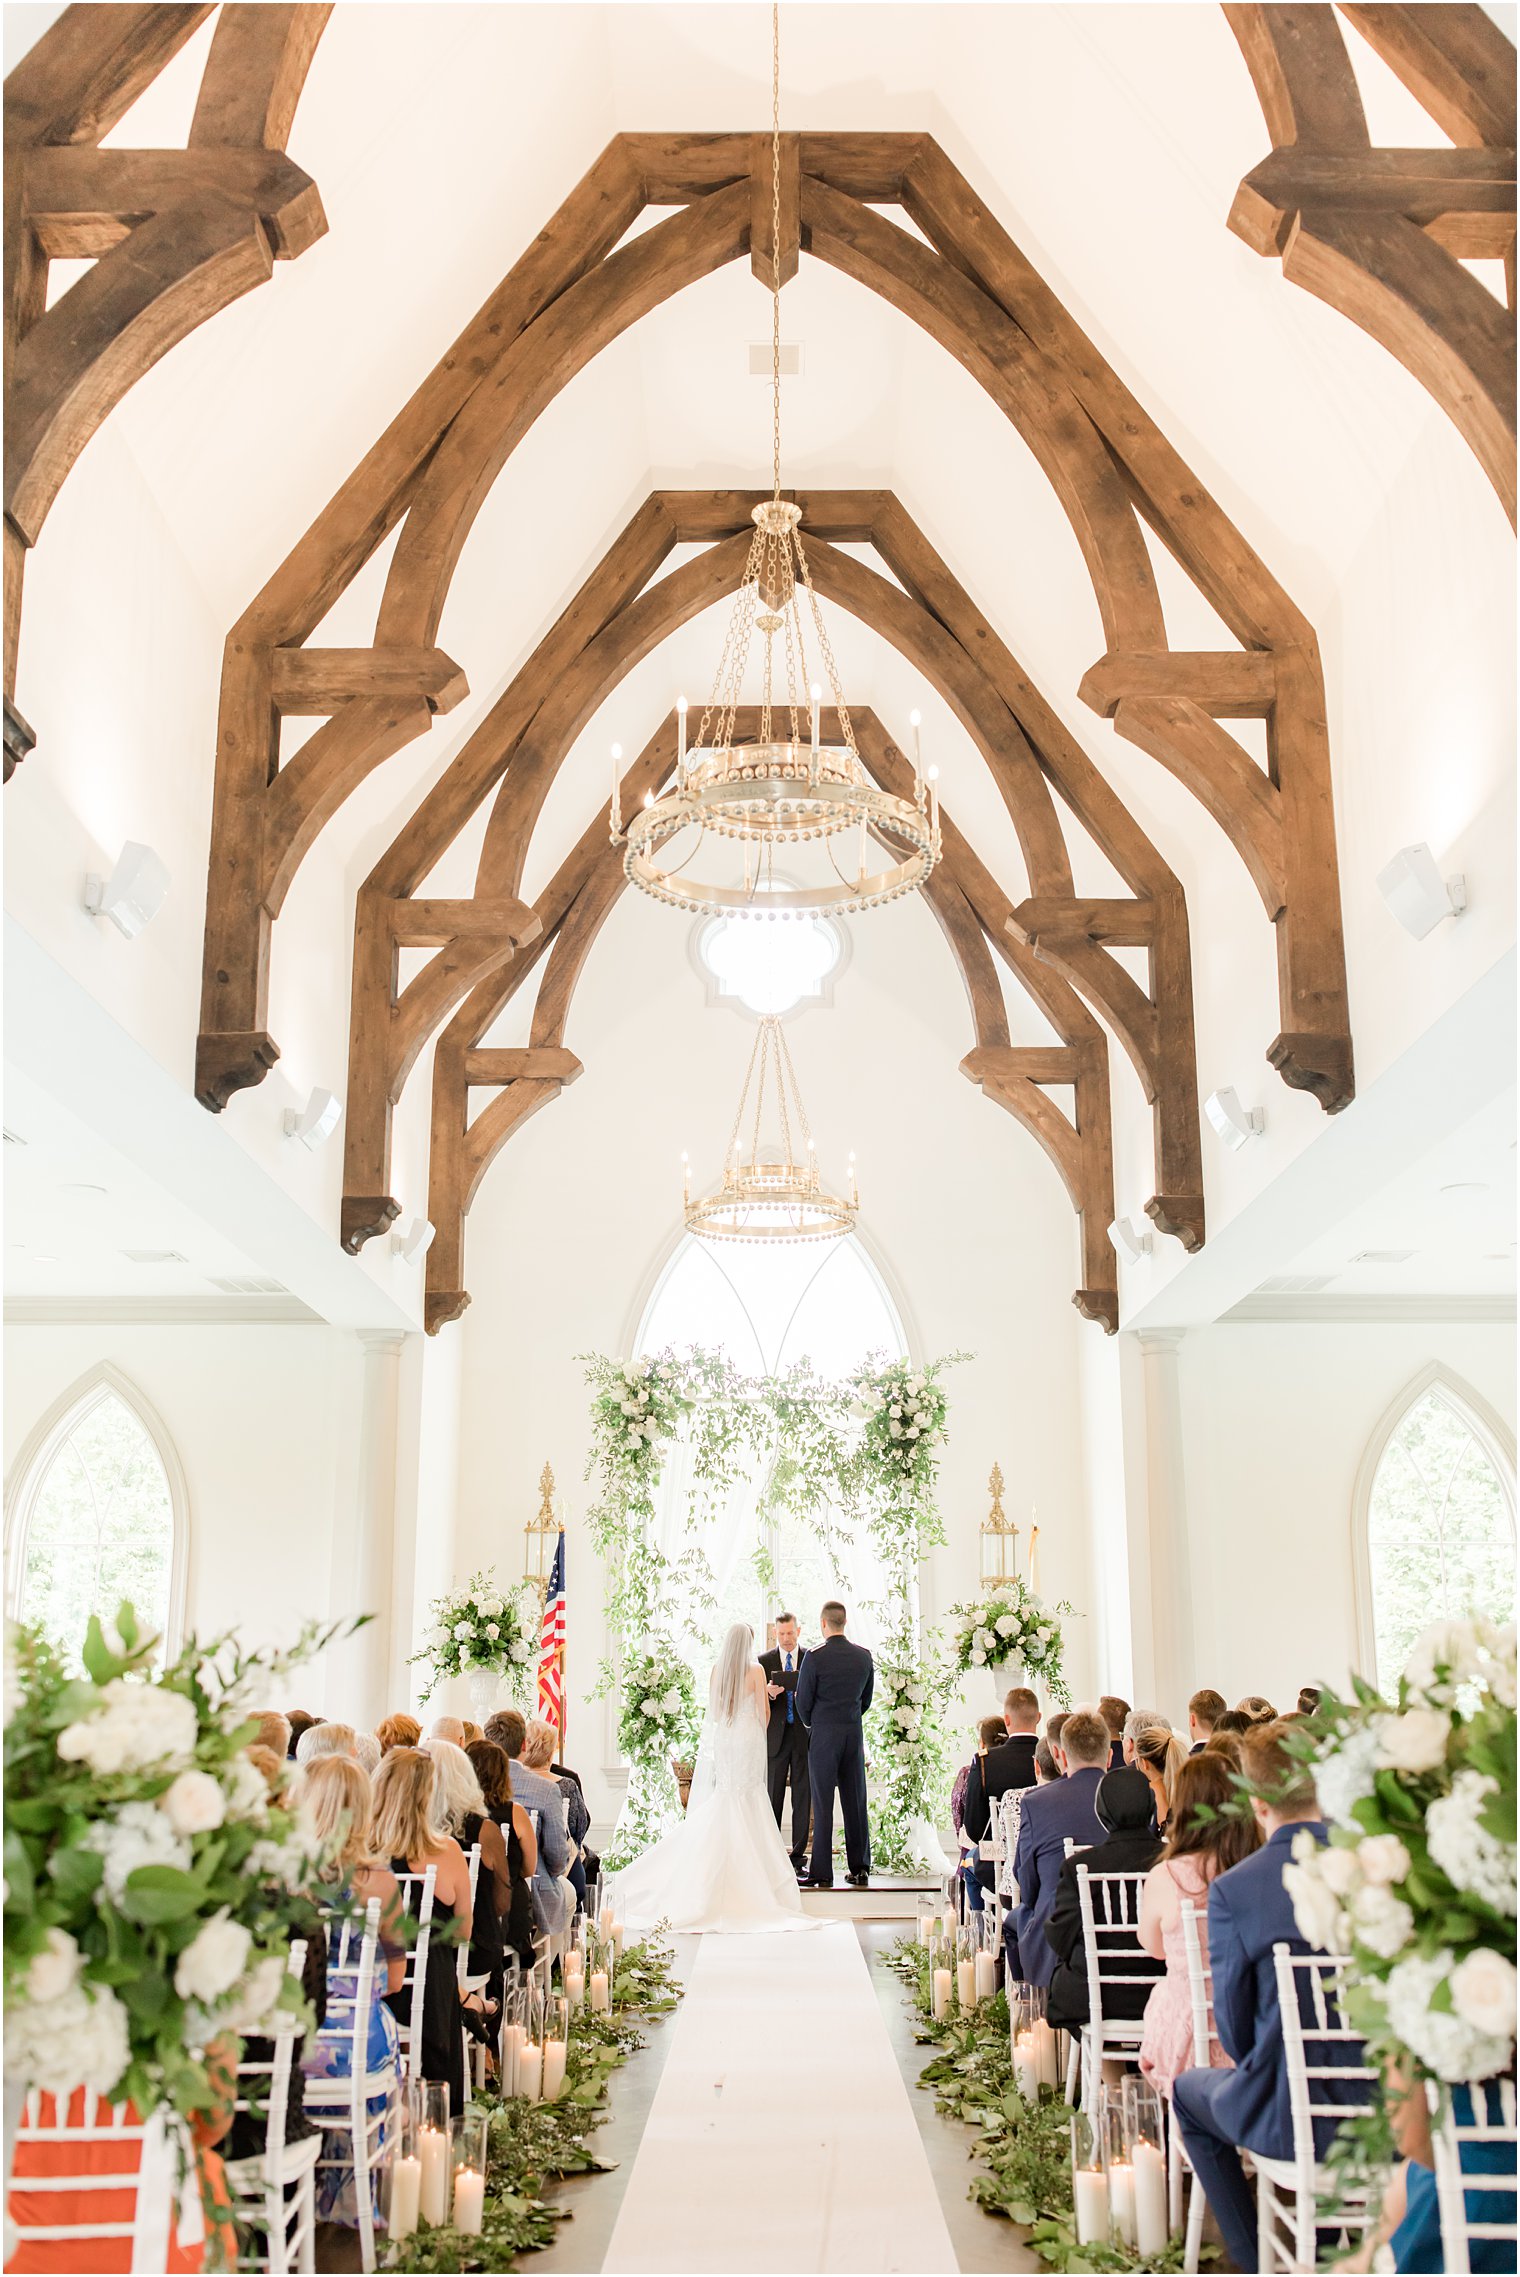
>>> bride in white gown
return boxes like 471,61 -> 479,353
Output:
612,1623 -> 816,1934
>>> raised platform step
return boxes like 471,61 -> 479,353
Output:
800,1874 -> 941,1922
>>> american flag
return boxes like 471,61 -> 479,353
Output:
537,1531 -> 567,1741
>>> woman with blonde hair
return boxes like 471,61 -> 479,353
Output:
522,1717 -> 591,1911
1131,1721 -> 1187,1828
369,1748 -> 470,2087
1235,1694 -> 1277,1723
425,1739 -> 511,2019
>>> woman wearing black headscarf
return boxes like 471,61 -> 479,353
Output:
1043,1767 -> 1164,2032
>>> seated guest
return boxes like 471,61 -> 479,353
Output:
1007,1707 -> 1111,1989
1235,1693 -> 1276,1722
426,1739 -> 509,2030
375,1711 -> 421,1756
1121,1707 -> 1172,1766
963,1688 -> 1041,1896
460,1719 -> 483,1747
1033,1736 -> 1058,1783
1045,1710 -> 1069,1756
368,1748 -> 470,2088
300,1757 -> 405,2231
1204,1727 -> 1246,1775
1172,1720 -> 1366,2276
431,1715 -> 466,1746
954,1717 -> 1009,1912
296,1720 -> 357,1767
1296,1686 -> 1322,1717
466,1739 -> 539,1971
243,1742 -> 286,1793
1098,1695 -> 1130,1770
1137,1752 -> 1260,2094
286,1709 -> 319,1759
253,1711 -> 291,1760
522,1717 -> 591,1912
1044,1768 -> 1163,2031
492,1709 -> 573,1933
1187,1688 -> 1225,1754
1132,1722 -> 1186,1830
1209,1707 -> 1254,1742
353,1731 -> 380,1775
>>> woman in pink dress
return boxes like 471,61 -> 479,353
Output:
1136,1751 -> 1262,2095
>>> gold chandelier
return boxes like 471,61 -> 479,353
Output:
684,1015 -> 858,1243
612,6 -> 940,921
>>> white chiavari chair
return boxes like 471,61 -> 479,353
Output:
1167,1896 -> 1216,2270
301,1900 -> 400,2277
222,1939 -> 320,2274
386,1865 -> 437,2084
1255,1945 -> 1378,2274
1075,1865 -> 1165,2114
1428,2075 -> 1518,2275
995,1789 -> 1023,1903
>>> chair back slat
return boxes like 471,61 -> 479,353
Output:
457,1843 -> 482,1992
390,1866 -> 438,2081
1270,1944 -> 1376,2163
1076,1866 -> 1164,2032
1179,1897 -> 1215,2069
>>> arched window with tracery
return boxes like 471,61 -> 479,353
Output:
1356,1369 -> 1516,1690
5,1369 -> 186,1662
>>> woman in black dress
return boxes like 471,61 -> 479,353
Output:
367,1748 -> 469,2091
466,1739 -> 539,1972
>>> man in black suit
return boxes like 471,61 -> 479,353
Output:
961,1684 -> 1040,1891
794,1599 -> 873,1888
1099,1694 -> 1130,1771
759,1611 -> 811,1872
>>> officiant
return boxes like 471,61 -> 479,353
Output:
760,1612 -> 811,1872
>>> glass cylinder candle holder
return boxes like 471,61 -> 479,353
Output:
955,1922 -> 979,2012
517,1988 -> 546,2105
541,1994 -> 570,2102
915,1895 -> 936,1947
416,2081 -> 452,2228
1027,1985 -> 1060,2092
450,2113 -> 488,2237
974,1909 -> 1001,2004
587,1930 -> 614,2014
1070,2107 -> 1109,2249
929,1929 -> 954,2022
383,2088 -> 422,2244
1122,2076 -> 1171,2255
500,1980 -> 528,2098
1103,2086 -> 1136,2253
562,1942 -> 586,2015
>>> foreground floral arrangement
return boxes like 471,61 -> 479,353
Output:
386,1932 -> 683,2271
882,1938 -> 1199,2271
409,1568 -> 536,1703
4,1603 -> 340,2125
947,1580 -> 1073,1705
1283,1614 -> 1517,2086
582,1344 -> 965,1868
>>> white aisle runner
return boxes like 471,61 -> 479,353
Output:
602,1922 -> 957,2274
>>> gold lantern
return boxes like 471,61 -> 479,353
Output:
525,1461 -> 560,1611
979,1463 -> 1020,1587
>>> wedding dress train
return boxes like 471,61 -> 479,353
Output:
613,1686 -> 814,1935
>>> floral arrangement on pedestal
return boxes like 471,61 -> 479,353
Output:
605,1643 -> 702,1871
3,1601 -> 335,2125
867,1624 -> 956,1873
946,1580 -> 1072,1705
1282,1615 -> 1516,2087
408,1568 -> 536,1704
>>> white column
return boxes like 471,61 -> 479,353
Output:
350,1332 -> 405,1728
1136,1329 -> 1194,1717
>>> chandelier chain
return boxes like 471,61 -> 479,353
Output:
771,0 -> 782,502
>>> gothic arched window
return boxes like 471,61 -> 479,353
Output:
1356,1369 -> 1516,1690
5,1369 -> 186,1662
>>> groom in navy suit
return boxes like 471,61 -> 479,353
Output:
759,1612 -> 811,1871
794,1600 -> 873,1888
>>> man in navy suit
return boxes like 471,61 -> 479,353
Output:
1007,1706 -> 1111,1986
1172,1720 -> 1369,2273
759,1612 -> 811,1872
795,1600 -> 873,1889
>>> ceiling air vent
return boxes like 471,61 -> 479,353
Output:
749,342 -> 802,377
121,1248 -> 188,1265
1256,1274 -> 1336,1296
206,1275 -> 288,1296
1349,1249 -> 1416,1265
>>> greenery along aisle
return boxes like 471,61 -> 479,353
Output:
387,1932 -> 683,2272
880,1939 -> 1206,2274
582,1346 -> 965,1871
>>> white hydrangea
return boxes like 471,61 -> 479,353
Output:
248,1830 -> 309,1889
511,1636 -> 532,1664
220,1755 -> 271,1822
160,1770 -> 226,1836
1402,1618 -> 1487,1706
1426,1770 -> 1518,1916
995,1615 -> 1018,1639
1350,1883 -> 1415,1959
57,1680 -> 198,1776
1384,1949 -> 1514,2083
1376,1707 -> 1451,1776
1313,1725 -> 1381,1830
7,1979 -> 130,2098
83,1800 -> 192,1900
175,1912 -> 252,2004
1449,1949 -> 1518,2044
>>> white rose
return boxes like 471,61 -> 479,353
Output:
889,1406 -> 902,1420
1351,1884 -> 1415,1959
1449,1948 -> 1519,2041
1385,1949 -> 1514,2083
1402,1618 -> 1483,1704
1375,1707 -> 1450,1776
1356,1834 -> 1411,1887
483,1597 -> 503,1616
975,1629 -> 995,1655
888,1420 -> 902,1439
994,1615 -> 1018,1640
160,1770 -> 226,1836
1283,1857 -> 1348,1954
484,1623 -> 501,1641
175,1912 -> 252,2004
626,1429 -> 642,1447
908,1686 -> 927,1706
57,1680 -> 198,1775
906,1426 -> 920,1440
970,1647 -> 986,1667
661,1688 -> 681,1714
641,1698 -> 660,1717
209,1952 -> 289,2036
621,1400 -> 638,1416
1316,1844 -> 1361,1899
26,1927 -> 82,2004
6,1979 -> 129,2098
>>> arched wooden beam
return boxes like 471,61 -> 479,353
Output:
1225,3 -> 1516,525
422,706 -> 1121,1337
200,131 -> 1344,1107
3,3 -> 331,767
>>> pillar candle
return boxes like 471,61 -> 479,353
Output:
1033,2018 -> 1060,2090
1072,2167 -> 1108,2247
974,1949 -> 998,2002
917,1915 -> 933,1946
418,2127 -> 449,2226
956,1957 -> 977,2009
517,2041 -> 543,2104
1108,2161 -> 1136,2248
389,2155 -> 421,2242
1133,2140 -> 1169,2257
452,2168 -> 485,2236
564,1963 -> 584,2011
931,1966 -> 952,2021
1013,2035 -> 1039,2102
589,1969 -> 610,2012
610,1921 -> 625,1958
542,2039 -> 568,2101
502,2022 -> 523,2096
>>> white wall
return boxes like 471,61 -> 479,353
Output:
3,1322 -> 366,1709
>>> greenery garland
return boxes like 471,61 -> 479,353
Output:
582,1345 -> 966,1871
881,1937 -> 1209,2273
386,1932 -> 683,2272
